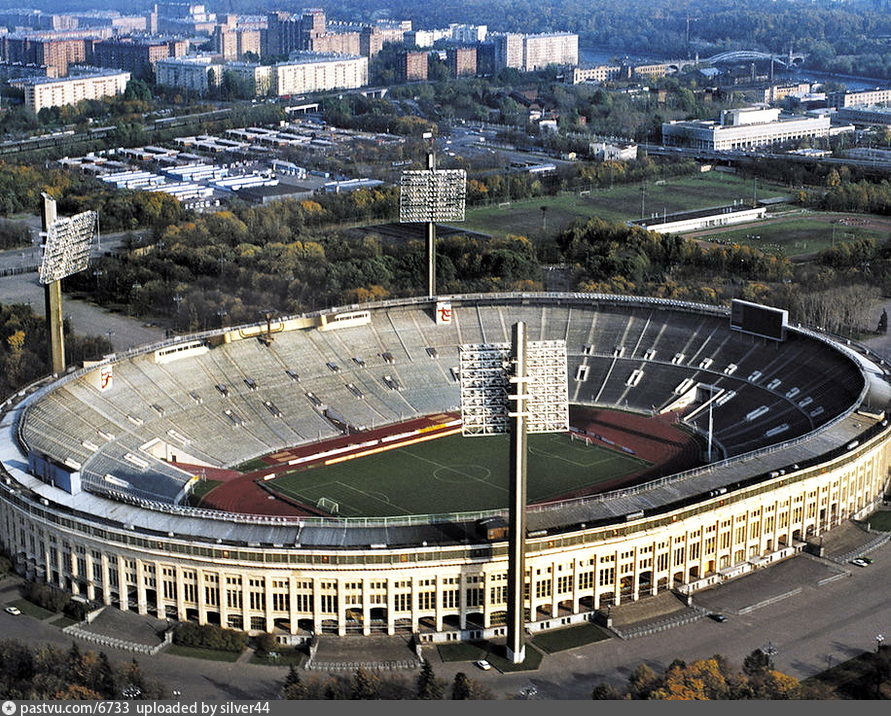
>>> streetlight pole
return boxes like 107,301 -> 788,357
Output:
762,641 -> 778,669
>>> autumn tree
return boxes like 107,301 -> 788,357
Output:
350,667 -> 380,699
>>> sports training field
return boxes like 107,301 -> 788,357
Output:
266,432 -> 650,517
462,172 -> 791,239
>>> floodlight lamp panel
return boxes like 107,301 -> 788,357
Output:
38,210 -> 98,284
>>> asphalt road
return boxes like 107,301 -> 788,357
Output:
0,228 -> 165,353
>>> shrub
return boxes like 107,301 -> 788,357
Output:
20,581 -> 69,612
173,622 -> 247,653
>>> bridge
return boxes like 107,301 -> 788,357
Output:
664,50 -> 806,74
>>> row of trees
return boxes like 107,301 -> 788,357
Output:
592,650 -> 832,700
0,640 -> 165,700
280,658 -> 492,700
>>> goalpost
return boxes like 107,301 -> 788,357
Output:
316,496 -> 340,515
570,432 -> 595,447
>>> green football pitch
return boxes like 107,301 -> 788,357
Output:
266,433 -> 650,517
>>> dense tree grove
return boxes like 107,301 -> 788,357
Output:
592,651 -> 836,700
62,200 -> 543,330
0,640 -> 166,700
278,659 -> 491,700
0,303 -> 112,397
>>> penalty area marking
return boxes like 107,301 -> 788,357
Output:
433,464 -> 493,484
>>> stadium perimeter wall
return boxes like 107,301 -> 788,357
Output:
0,293 -> 889,644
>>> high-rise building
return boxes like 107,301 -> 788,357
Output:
398,50 -> 428,82
212,19 -> 261,61
492,33 -> 523,71
491,32 -> 577,72
522,32 -> 578,71
0,35 -> 90,76
263,9 -> 359,58
92,37 -> 187,79
446,46 -> 476,77
450,24 -> 487,44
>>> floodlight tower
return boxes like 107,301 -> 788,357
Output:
398,142 -> 466,299
38,193 -> 99,374
459,324 -> 568,665
41,193 -> 64,374
506,321 -> 529,664
425,147 -> 437,297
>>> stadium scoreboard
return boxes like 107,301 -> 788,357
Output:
730,299 -> 788,341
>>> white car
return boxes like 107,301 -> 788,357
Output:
4,606 -> 22,616
475,659 -> 492,671
850,558 -> 869,568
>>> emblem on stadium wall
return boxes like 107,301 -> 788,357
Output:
436,302 -> 452,325
99,365 -> 113,392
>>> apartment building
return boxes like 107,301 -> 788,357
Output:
14,69 -> 130,112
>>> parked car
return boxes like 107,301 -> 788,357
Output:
4,606 -> 22,616
708,613 -> 728,622
475,659 -> 492,671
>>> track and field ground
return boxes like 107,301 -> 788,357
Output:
266,432 -> 650,517
689,211 -> 891,259
462,172 -> 791,238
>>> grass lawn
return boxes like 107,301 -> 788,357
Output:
437,641 -> 489,663
50,615 -> 80,628
166,645 -> 242,662
268,432 -> 649,517
190,479 -> 222,506
695,214 -> 888,258
484,643 -> 545,673
8,598 -> 57,620
250,648 -> 307,667
463,172 -> 791,239
235,456 -> 272,473
531,622 -> 612,654
866,510 -> 891,531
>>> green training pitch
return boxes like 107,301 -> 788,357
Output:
462,172 -> 791,239
266,432 -> 650,517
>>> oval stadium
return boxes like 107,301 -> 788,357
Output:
1,292 -> 889,645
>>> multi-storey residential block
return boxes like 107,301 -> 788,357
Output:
92,37 -> 187,79
263,9 -> 359,58
446,46 -> 476,77
398,50 -> 428,82
154,55 -> 222,93
13,69 -> 130,112
572,65 -> 623,84
450,24 -> 487,44
827,88 -> 891,108
522,32 -> 578,71
491,32 -> 577,72
274,53 -> 367,95
0,35 -> 90,76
